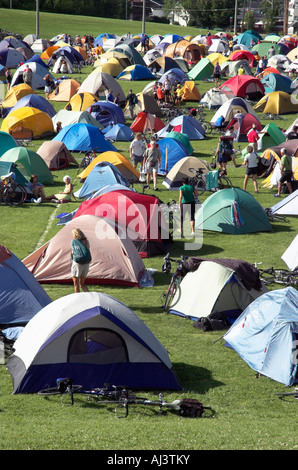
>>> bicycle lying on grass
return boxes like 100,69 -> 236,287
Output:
161,253 -> 188,312
37,378 -> 214,418
264,208 -> 288,223
255,264 -> 298,287
0,173 -> 27,206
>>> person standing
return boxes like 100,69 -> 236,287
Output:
242,145 -> 259,193
213,62 -> 221,87
106,89 -> 114,102
179,177 -> 198,236
129,132 -> 145,169
23,65 -> 33,88
143,139 -> 161,190
274,148 -> 293,197
126,89 -> 137,119
71,228 -> 91,293
43,74 -> 54,99
5,68 -> 12,90
247,123 -> 259,153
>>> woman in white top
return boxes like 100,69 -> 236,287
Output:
242,145 -> 259,193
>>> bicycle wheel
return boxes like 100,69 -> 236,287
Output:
38,384 -> 82,396
194,178 -> 206,196
217,175 -> 232,190
162,279 -> 179,312
3,183 -> 27,206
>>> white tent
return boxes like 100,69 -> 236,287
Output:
281,235 -> 298,270
31,38 -> 51,53
11,63 -> 55,90
52,56 -> 73,74
200,87 -> 229,109
77,70 -> 125,104
52,110 -> 104,130
169,260 -> 267,320
7,291 -> 181,393
271,189 -> 298,216
210,97 -> 259,124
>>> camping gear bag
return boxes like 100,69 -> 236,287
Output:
71,239 -> 92,264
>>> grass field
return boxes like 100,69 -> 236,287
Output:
1,9 -> 298,451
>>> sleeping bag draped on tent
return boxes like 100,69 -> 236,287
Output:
7,291 -> 181,393
22,215 -> 146,287
223,287 -> 298,386
0,245 -> 51,326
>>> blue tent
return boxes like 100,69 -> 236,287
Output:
74,162 -> 130,199
88,101 -> 126,127
104,123 -> 134,141
117,64 -> 156,80
52,123 -> 117,152
160,68 -> 188,86
235,30 -> 262,48
6,94 -> 56,118
0,245 -> 51,325
157,115 -> 205,140
25,53 -> 48,69
94,33 -> 115,47
261,73 -> 294,94
224,287 -> 298,386
158,138 -> 189,175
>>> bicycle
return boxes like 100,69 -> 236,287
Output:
263,113 -> 286,121
189,167 -> 232,196
0,173 -> 27,206
161,253 -> 188,312
37,378 -> 214,418
256,265 -> 298,287
77,149 -> 97,174
275,387 -> 298,401
160,199 -> 180,236
264,208 -> 287,223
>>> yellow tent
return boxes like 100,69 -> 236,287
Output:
254,91 -> 298,114
1,107 -> 54,140
73,46 -> 88,61
94,59 -> 125,77
287,47 -> 298,62
1,84 -> 35,108
78,151 -> 140,182
206,52 -> 228,66
49,79 -> 81,102
64,92 -> 98,111
181,81 -> 202,101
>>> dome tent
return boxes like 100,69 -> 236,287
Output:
52,123 -> 117,153
0,146 -> 53,184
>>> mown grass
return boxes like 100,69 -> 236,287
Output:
1,9 -> 298,451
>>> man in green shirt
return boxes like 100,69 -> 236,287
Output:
274,148 -> 293,197
179,177 -> 198,236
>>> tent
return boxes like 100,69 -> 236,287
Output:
73,190 -> 169,257
52,55 -> 74,74
1,83 -> 35,109
257,122 -> 286,152
259,140 -> 298,181
220,59 -> 253,77
281,234 -> 298,270
0,245 -> 51,326
180,81 -> 201,101
40,45 -> 60,60
6,94 -> 56,118
228,50 -> 255,67
260,72 -> 294,94
52,123 -> 117,153
130,111 -> 164,134
148,56 -> 179,75
0,47 -> 25,68
95,59 -> 126,78
1,107 -> 54,141
0,147 -> 53,184
74,162 -> 131,199
104,123 -> 134,142
49,79 -> 81,102
164,131 -> 193,154
235,30 -> 262,48
37,141 -> 78,171
251,42 -> 282,58
78,151 -> 139,183
168,259 -> 267,321
10,63 -> 55,90
254,91 -> 298,114
270,189 -> 298,217
195,188 -> 272,234
25,54 -> 49,70
157,115 -> 205,140
223,287 -> 298,386
31,38 -> 50,53
0,131 -> 18,157
163,156 -> 208,190
7,291 -> 181,394
65,92 -> 98,112
124,92 -> 162,118
208,38 -> 229,54
210,97 -> 259,125
159,68 -> 188,86
112,43 -> 146,66
22,215 -> 146,287
225,113 -> 262,142
200,87 -> 229,109
206,52 -> 228,66
158,137 -> 190,175
188,57 -> 214,80
88,101 -> 126,128
219,75 -> 265,100
117,64 -> 156,80
77,70 -> 126,104
52,110 -> 103,131
0,161 -> 27,185
164,40 -> 202,64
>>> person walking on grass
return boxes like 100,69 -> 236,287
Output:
242,145 -> 259,193
143,138 -> 161,191
274,148 -> 293,197
179,177 -> 198,237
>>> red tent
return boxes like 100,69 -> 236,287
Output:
229,50 -> 255,67
226,112 -> 262,142
219,75 -> 265,100
130,111 -> 165,134
73,190 -> 171,257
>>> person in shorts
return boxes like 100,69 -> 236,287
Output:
242,145 -> 259,193
143,139 -> 161,190
129,133 -> 145,169
274,148 -> 293,197
71,228 -> 90,293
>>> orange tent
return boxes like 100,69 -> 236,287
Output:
41,46 -> 60,60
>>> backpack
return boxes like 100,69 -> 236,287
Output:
133,94 -> 138,104
71,239 -> 92,264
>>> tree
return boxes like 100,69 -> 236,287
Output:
244,10 -> 255,30
260,0 -> 281,32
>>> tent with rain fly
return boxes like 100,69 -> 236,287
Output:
78,151 -> 139,183
195,188 -> 272,234
112,43 -> 146,66
188,57 -> 214,80
5,94 -> 56,119
210,97 -> 259,126
88,101 -> 126,128
1,107 -> 54,141
220,59 -> 253,77
158,137 -> 190,175
130,111 -> 164,134
0,245 -> 51,326
219,75 -> 265,100
228,50 -> 255,67
65,92 -> 98,112
157,115 -> 205,140
117,64 -> 156,81
0,47 -> 25,68
77,70 -> 126,104
124,92 -> 162,118
1,84 -> 35,109
180,81 -> 201,101
164,131 -> 193,155
225,113 -> 262,142
163,156 -> 208,190
254,91 -> 298,114
260,72 -> 294,94
73,190 -> 170,257
52,110 -> 104,131
270,190 -> 298,217
104,123 -> 134,142
0,131 -> 18,157
52,123 -> 117,153
49,79 -> 81,102
164,40 -> 202,64
6,291 -> 181,394
223,287 -> 298,386
37,141 -> 78,171
10,63 -> 55,90
148,56 -> 179,75
22,215 -> 146,287
256,122 -> 286,152
200,87 -> 229,109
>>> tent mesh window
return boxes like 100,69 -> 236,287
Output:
67,328 -> 129,364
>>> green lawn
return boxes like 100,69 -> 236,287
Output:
1,9 -> 298,451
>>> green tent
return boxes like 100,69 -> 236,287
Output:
195,188 -> 272,234
188,58 -> 214,80
0,147 -> 53,184
251,42 -> 282,58
166,131 -> 194,154
0,131 -> 18,157
256,122 -> 286,152
221,60 -> 253,78
0,161 -> 28,185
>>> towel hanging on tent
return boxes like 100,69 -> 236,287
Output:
231,200 -> 244,227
